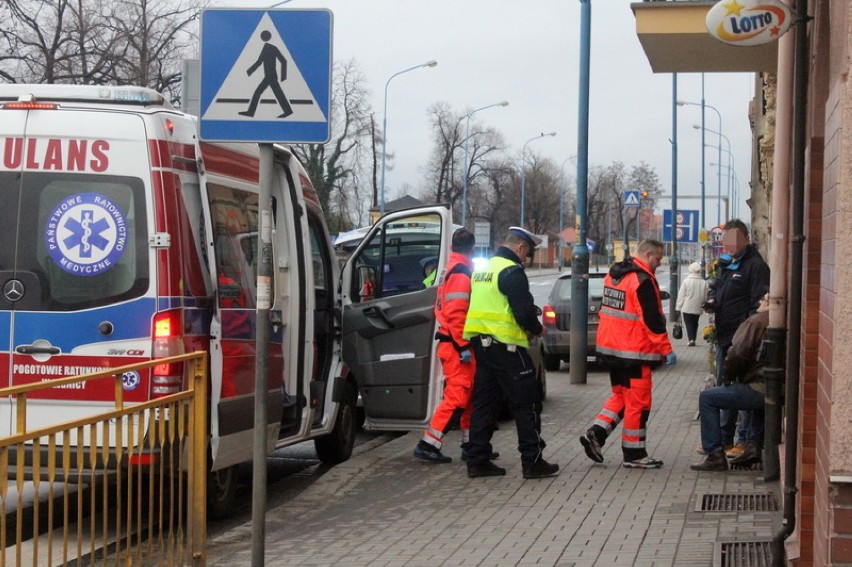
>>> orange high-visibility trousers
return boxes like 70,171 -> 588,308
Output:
592,365 -> 653,458
422,342 -> 476,448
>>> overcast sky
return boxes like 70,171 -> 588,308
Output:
221,0 -> 755,228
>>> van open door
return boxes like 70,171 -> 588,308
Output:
339,206 -> 453,431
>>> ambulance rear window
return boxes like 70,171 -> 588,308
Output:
0,171 -> 149,311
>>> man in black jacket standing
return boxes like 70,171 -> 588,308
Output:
702,219 -> 769,455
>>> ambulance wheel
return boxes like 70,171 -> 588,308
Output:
207,464 -> 239,520
315,381 -> 357,464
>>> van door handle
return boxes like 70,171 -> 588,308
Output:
362,305 -> 395,329
16,345 -> 61,355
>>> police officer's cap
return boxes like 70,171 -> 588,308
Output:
508,226 -> 542,249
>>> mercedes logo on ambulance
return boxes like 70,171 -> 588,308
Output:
3,279 -> 24,302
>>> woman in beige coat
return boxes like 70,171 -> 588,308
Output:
675,262 -> 709,346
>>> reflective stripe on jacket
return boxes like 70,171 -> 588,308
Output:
596,257 -> 670,365
434,252 -> 473,350
462,256 -> 529,347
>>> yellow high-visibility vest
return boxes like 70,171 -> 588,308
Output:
462,256 -> 528,347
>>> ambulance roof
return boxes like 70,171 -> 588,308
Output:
0,84 -> 171,109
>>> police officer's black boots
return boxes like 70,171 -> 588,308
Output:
467,460 -> 506,478
522,458 -> 560,479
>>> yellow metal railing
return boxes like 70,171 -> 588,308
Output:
0,352 -> 208,566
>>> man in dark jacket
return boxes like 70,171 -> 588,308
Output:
691,293 -> 769,471
703,219 -> 769,456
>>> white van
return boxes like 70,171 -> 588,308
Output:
0,84 -> 359,517
0,84 -> 546,518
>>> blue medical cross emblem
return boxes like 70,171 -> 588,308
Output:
63,209 -> 111,258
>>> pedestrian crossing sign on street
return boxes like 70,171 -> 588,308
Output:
624,191 -> 640,207
199,9 -> 333,143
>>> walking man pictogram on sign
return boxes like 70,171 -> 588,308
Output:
239,29 -> 294,118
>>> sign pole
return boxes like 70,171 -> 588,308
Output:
670,74 -> 679,323
252,144 -> 274,566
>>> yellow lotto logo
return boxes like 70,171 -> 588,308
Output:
705,0 -> 792,47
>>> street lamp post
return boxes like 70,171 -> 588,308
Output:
677,98 -> 724,227
694,124 -> 732,226
462,101 -> 509,226
379,59 -> 438,215
519,131 -> 556,227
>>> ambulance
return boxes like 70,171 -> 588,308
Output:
0,83 -> 361,518
0,84 -> 547,519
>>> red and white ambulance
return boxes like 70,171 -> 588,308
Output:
0,83 -> 360,517
0,83 -> 547,518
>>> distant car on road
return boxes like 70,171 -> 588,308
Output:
540,272 -> 606,371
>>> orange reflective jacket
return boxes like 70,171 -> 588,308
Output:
434,252 -> 473,350
596,256 -> 671,366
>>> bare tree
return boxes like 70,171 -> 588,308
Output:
0,0 -> 201,103
584,161 -> 662,250
423,103 -> 509,224
422,103 -> 464,209
0,0 -> 77,83
291,59 -> 375,234
110,0 -> 202,102
521,153 -> 560,235
475,163 -> 518,251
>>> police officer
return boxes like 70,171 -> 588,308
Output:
462,227 -> 559,479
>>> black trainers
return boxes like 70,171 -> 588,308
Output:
460,443 -> 500,462
467,460 -> 507,478
580,430 -> 604,463
413,441 -> 451,463
623,456 -> 664,469
522,458 -> 560,479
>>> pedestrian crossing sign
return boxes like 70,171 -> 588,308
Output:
624,191 -> 640,207
199,9 -> 333,143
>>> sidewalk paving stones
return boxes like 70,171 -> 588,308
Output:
207,329 -> 781,566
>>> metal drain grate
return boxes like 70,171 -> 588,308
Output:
714,540 -> 773,567
695,492 -> 778,512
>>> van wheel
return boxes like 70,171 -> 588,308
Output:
315,381 -> 357,464
207,464 -> 239,520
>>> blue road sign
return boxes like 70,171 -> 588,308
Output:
662,209 -> 700,242
199,9 -> 333,143
624,190 -> 640,207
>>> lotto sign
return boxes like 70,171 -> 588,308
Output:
662,209 -> 700,243
706,0 -> 792,47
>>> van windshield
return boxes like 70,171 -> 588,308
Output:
0,171 -> 149,311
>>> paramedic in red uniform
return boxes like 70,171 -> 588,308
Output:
413,228 -> 482,463
579,239 -> 676,469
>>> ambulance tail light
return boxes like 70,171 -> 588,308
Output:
151,309 -> 185,397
